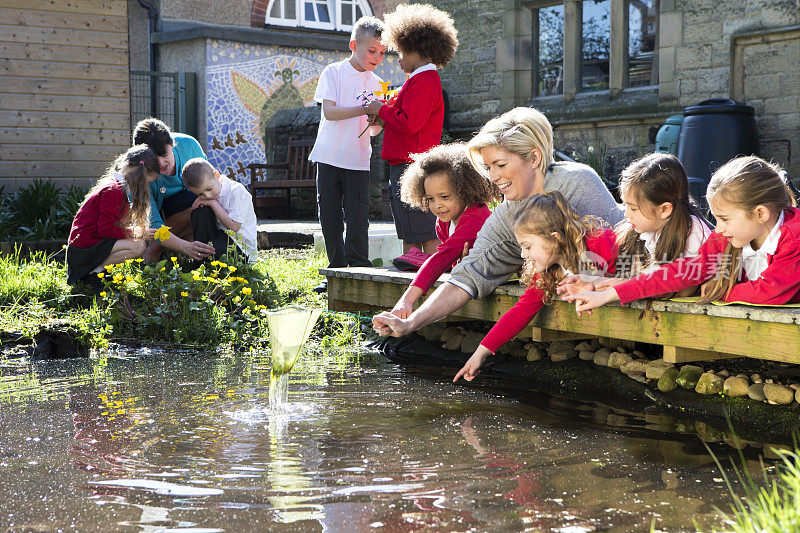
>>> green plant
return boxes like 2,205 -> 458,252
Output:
0,180 -> 87,242
712,443 -> 800,532
95,257 -> 275,346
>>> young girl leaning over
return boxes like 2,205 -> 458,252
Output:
558,153 -> 711,297
66,145 -> 159,285
391,143 -> 503,318
454,191 -> 618,382
565,156 -> 800,315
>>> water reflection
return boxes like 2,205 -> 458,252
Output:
0,347 -> 774,531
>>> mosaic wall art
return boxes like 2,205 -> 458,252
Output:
205,39 -> 404,185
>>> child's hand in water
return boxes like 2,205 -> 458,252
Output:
556,275 -> 595,296
562,289 -> 619,317
453,346 -> 492,382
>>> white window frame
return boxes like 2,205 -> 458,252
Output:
335,0 -> 373,32
264,0 -> 373,32
266,0 -> 299,27
301,0 -> 335,30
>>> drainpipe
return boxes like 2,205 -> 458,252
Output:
137,0 -> 160,116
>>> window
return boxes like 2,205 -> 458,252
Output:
628,0 -> 658,87
537,4 -> 564,96
529,0 -> 658,100
265,0 -> 372,32
581,0 -> 610,92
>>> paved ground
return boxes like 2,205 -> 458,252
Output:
256,219 -> 398,248
256,219 -> 396,235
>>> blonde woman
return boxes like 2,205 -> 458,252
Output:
373,106 -> 623,337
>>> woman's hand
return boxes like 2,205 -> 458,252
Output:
561,289 -> 619,317
453,346 -> 492,382
182,240 -> 216,261
144,228 -> 157,241
372,311 -> 413,337
556,275 -> 595,296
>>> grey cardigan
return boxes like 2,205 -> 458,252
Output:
448,161 -> 624,299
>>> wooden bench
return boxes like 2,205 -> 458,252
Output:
248,138 -> 316,218
321,266 -> 800,364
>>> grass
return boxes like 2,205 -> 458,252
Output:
711,444 -> 800,532
0,246 -> 368,351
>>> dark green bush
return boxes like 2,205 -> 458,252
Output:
0,179 -> 87,242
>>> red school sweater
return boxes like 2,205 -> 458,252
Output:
378,70 -> 444,165
614,207 -> 800,306
410,204 -> 492,294
481,228 -> 619,353
68,179 -> 129,248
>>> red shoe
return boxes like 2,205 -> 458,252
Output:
392,247 -> 431,271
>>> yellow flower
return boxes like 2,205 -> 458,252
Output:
241,287 -> 252,295
233,296 -> 241,303
99,291 -> 107,297
228,266 -> 236,272
104,264 -> 114,271
171,256 -> 177,262
160,267 -> 166,272
210,260 -> 219,267
154,225 -> 172,242
135,258 -> 143,263
97,272 -> 105,279
125,275 -> 133,282
125,259 -> 133,264
220,262 -> 228,268
180,291 -> 188,297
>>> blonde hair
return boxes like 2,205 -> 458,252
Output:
513,191 -> 603,304
699,156 -> 795,303
467,107 -> 554,178
83,145 -> 156,239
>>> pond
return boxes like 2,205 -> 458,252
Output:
0,345 -> 756,532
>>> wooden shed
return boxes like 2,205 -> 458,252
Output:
0,0 -> 131,192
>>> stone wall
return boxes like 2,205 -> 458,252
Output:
161,0 -> 252,27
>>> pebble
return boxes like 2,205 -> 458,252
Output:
658,367 -> 679,392
723,376 -> 750,397
593,348 -> 611,367
547,341 -> 575,355
735,373 -> 749,381
629,373 -> 647,383
795,388 -> 800,404
615,346 -> 629,354
717,370 -> 730,377
676,365 -> 703,390
550,350 -> 577,362
444,333 -> 465,352
763,383 -> 794,405
748,382 -> 766,401
526,346 -> 542,361
645,359 -> 674,380
632,350 -> 645,358
790,383 -> 799,391
695,372 -> 724,395
578,350 -> 595,361
621,360 -> 649,375
607,352 -> 633,370
765,378 -> 774,384
460,331 -> 484,354
574,341 -> 593,352
751,374 -> 762,382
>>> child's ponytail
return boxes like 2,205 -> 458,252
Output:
514,191 -> 602,303
699,156 -> 795,303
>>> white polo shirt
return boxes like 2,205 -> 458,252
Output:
217,175 -> 258,263
308,59 -> 382,171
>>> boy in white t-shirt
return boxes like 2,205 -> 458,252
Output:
308,17 -> 386,273
182,158 -> 259,263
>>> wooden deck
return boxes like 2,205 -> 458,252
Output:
322,267 -> 800,365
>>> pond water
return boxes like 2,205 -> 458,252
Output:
0,346 -> 759,532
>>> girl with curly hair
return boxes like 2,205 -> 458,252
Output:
365,3 -> 459,255
390,143 -> 502,318
454,191 -> 618,382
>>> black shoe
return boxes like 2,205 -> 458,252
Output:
313,281 -> 327,294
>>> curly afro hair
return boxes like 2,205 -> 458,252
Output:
382,4 -> 458,68
400,143 -> 502,211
